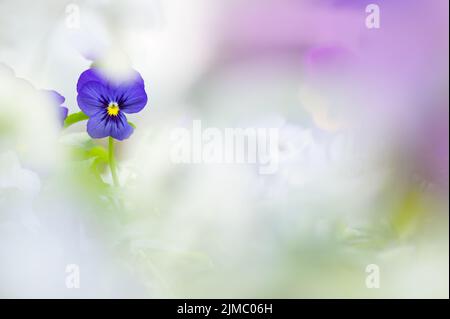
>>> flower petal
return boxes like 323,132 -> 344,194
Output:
59,106 -> 68,125
119,69 -> 145,88
87,112 -> 133,140
77,67 -> 145,93
77,81 -> 111,116
115,83 -> 148,114
76,68 -> 104,93
42,89 -> 65,105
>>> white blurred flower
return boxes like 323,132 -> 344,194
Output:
0,65 -> 60,170
0,150 -> 41,232
0,150 -> 40,193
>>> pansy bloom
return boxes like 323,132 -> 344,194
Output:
76,68 -> 147,140
43,90 -> 68,126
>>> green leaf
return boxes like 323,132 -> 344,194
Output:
390,191 -> 422,239
128,121 -> 137,129
88,145 -> 109,164
64,112 -> 89,128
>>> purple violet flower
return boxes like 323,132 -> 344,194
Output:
76,68 -> 148,140
43,90 -> 69,126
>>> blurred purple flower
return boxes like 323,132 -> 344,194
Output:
415,107 -> 449,193
76,68 -> 147,140
42,90 -> 68,126
216,0 -> 362,65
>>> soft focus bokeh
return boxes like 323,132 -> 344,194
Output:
0,0 -> 448,298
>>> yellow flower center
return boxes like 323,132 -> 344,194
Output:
107,102 -> 120,116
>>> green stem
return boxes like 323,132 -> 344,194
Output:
63,112 -> 89,129
108,137 -> 119,187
